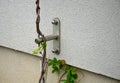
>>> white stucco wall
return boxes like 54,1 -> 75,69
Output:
0,0 -> 120,80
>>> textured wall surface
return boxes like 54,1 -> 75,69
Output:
0,0 -> 120,80
0,47 -> 40,83
0,47 -> 119,83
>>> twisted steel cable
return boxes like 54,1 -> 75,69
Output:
35,0 -> 47,83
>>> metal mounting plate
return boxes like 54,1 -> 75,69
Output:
52,18 -> 60,55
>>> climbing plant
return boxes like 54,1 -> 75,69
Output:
33,0 -> 78,83
33,48 -> 78,83
35,0 -> 47,83
48,58 -> 78,83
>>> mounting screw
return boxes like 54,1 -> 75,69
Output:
35,37 -> 43,44
52,49 -> 59,54
52,20 -> 58,25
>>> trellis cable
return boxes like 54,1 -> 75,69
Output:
35,0 -> 47,83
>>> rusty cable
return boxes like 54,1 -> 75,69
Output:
35,0 -> 47,83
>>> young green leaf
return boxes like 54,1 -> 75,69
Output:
32,47 -> 41,54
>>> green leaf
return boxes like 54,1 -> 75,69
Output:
53,57 -> 58,63
65,65 -> 70,72
48,58 -> 78,83
52,66 -> 60,73
52,69 -> 56,73
72,67 -> 76,72
48,60 -> 54,66
60,80 -> 67,83
41,42 -> 47,49
32,47 -> 41,54
72,74 -> 78,79
32,50 -> 39,54
48,58 -> 58,66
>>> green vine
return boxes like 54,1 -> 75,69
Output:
34,0 -> 79,82
48,57 -> 66,73
34,0 -> 78,82
48,57 -> 78,83
33,41 -> 47,54
33,42 -> 78,83
61,66 -> 78,83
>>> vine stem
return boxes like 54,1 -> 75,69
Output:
58,71 -> 67,83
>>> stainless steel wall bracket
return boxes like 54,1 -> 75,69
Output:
35,18 -> 60,55
52,18 -> 60,55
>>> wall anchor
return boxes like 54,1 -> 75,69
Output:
35,18 -> 60,55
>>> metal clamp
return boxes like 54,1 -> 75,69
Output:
35,18 -> 60,55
